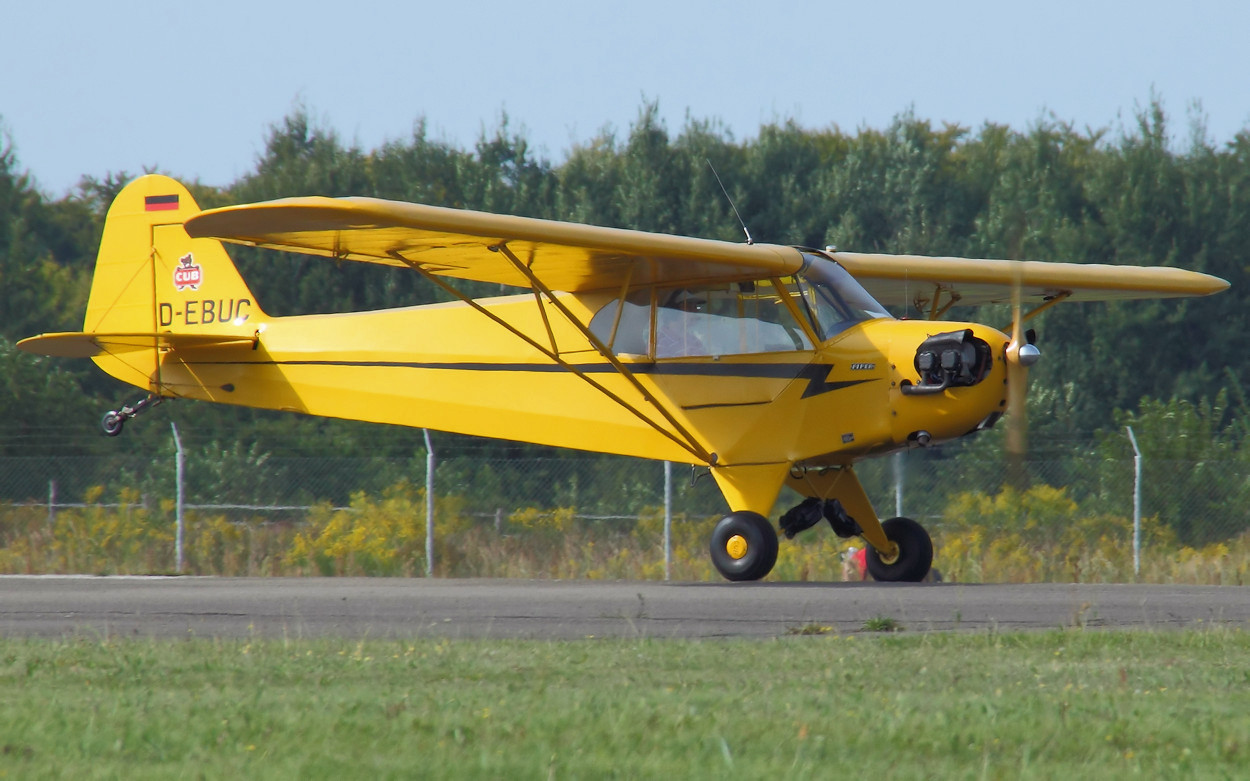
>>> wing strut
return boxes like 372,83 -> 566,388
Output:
388,248 -> 716,464
1002,291 -> 1071,333
492,242 -> 716,463
925,287 -> 962,320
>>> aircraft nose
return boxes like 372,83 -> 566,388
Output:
888,323 -> 1012,448
897,327 -> 995,396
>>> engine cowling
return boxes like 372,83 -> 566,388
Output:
900,329 -> 992,396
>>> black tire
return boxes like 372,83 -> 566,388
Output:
709,511 -> 779,582
865,517 -> 933,582
101,411 -> 125,437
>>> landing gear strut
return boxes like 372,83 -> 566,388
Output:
100,395 -> 162,436
778,496 -> 934,582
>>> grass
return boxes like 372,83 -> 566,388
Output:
862,615 -> 904,632
0,630 -> 1247,778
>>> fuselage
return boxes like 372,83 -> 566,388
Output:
154,254 -> 1010,469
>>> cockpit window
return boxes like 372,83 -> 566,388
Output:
653,280 -> 812,358
591,294 -> 651,356
587,253 -> 889,357
589,279 -> 813,358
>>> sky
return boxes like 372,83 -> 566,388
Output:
4,0 -> 1249,198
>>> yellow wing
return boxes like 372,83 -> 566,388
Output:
186,196 -> 1227,304
185,197 -> 803,292
833,251 -> 1228,311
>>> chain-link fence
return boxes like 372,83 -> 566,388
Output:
4,443 -> 1250,546
5,415 -> 1250,588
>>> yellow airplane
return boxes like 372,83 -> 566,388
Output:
19,175 -> 1228,582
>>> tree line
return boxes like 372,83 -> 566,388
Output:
2,101 -> 1250,542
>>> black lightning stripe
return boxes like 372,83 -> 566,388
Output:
794,364 -> 874,398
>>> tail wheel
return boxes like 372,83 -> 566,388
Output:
101,411 -> 124,437
709,511 -> 778,582
865,517 -> 933,582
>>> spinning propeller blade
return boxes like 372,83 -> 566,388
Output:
1004,268 -> 1041,480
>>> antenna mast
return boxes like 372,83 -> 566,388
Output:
706,160 -> 753,245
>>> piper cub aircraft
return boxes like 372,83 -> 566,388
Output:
20,175 -> 1228,582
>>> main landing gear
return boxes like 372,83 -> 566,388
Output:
707,497 -> 934,583
100,395 -> 162,436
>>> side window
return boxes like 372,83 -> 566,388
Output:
656,280 -> 812,358
655,289 -> 708,357
588,291 -> 651,355
590,280 -> 815,359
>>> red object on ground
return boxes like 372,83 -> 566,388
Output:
852,546 -> 868,580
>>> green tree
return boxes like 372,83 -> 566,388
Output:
0,131 -> 89,339
0,338 -> 98,457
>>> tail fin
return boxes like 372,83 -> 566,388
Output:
20,175 -> 267,392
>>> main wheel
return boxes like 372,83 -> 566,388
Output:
709,511 -> 779,582
865,517 -> 933,582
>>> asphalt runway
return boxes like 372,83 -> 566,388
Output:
1,577 -> 1246,640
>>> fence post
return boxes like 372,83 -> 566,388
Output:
664,461 -> 673,581
48,480 -> 56,527
423,429 -> 435,577
1126,426 -> 1142,577
171,422 -> 185,574
892,451 -> 905,518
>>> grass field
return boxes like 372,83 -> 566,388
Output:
0,629 -> 1246,779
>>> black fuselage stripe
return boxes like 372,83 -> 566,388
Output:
186,359 -> 877,397
191,359 -> 810,379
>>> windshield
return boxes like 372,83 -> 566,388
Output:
791,253 -> 892,341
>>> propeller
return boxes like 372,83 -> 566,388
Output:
1004,270 -> 1041,484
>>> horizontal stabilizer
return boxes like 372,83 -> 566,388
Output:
17,332 -> 256,359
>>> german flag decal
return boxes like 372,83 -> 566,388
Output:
145,194 -> 180,211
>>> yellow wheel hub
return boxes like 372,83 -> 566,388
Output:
876,542 -> 901,566
725,534 -> 749,560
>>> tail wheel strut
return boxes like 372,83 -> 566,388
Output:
100,395 -> 163,437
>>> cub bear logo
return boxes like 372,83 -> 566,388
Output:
174,253 -> 203,291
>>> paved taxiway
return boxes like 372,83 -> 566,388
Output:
1,577 -> 1246,639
